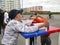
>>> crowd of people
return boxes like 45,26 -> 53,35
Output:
0,9 -> 51,45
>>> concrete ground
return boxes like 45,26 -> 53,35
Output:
0,14 -> 60,45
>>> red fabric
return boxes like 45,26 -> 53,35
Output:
30,17 -> 46,25
45,26 -> 60,36
32,17 -> 46,24
48,26 -> 60,34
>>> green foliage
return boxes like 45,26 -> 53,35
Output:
23,12 -> 31,15
23,11 -> 60,15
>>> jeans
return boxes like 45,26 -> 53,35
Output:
30,37 -> 34,45
41,36 -> 51,45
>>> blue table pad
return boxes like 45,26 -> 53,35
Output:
20,29 -> 48,39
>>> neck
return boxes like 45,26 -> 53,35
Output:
15,18 -> 19,21
14,18 -> 22,22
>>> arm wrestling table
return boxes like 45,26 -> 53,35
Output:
20,26 -> 60,45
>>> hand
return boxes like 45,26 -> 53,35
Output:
38,21 -> 49,29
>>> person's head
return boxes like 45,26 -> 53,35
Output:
29,15 -> 36,19
34,12 -> 37,16
0,9 -> 4,16
9,9 -> 23,21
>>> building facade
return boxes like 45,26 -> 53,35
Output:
23,6 -> 43,12
0,0 -> 21,11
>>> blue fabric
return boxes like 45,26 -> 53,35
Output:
20,29 -> 47,39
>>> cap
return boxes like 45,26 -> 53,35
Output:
9,9 -> 23,19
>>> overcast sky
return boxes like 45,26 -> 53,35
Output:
20,0 -> 60,12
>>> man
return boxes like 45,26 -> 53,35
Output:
49,13 -> 52,19
37,16 -> 51,45
30,14 -> 51,45
1,9 -> 47,45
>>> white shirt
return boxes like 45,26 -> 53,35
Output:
1,19 -> 38,45
4,12 -> 9,24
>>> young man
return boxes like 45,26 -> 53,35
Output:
1,9 -> 47,45
30,15 -> 51,45
37,16 -> 51,45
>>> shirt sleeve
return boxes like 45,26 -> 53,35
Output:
23,20 -> 33,26
14,22 -> 38,32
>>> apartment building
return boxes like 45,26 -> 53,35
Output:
23,6 -> 43,12
0,0 -> 21,11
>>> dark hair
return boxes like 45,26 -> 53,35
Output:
0,9 -> 4,14
34,12 -> 37,15
0,9 -> 4,25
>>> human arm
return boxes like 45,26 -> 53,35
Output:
14,21 -> 46,32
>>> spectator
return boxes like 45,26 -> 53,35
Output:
0,9 -> 4,34
49,13 -> 52,19
1,11 -> 9,36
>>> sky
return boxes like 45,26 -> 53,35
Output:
20,0 -> 60,12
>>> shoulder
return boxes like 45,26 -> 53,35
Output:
7,20 -> 18,26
